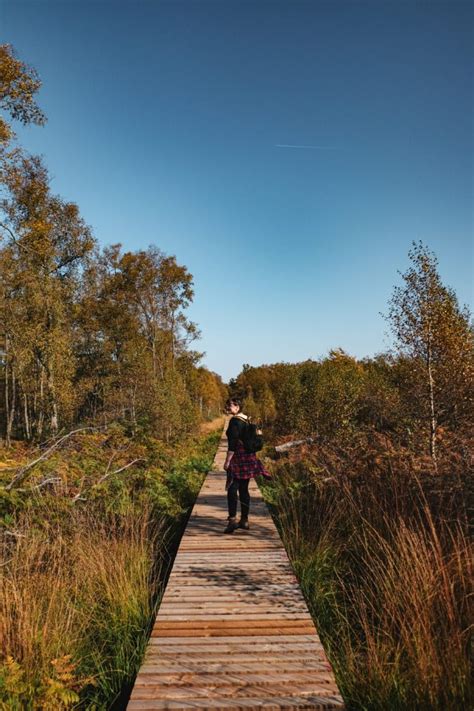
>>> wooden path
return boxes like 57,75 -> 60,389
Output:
128,421 -> 344,710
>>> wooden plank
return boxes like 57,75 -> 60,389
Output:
127,420 -> 344,710
152,628 -> 316,638
148,635 -> 322,645
162,584 -> 306,592
153,618 -> 314,628
138,662 -> 333,673
145,644 -> 326,655
159,595 -> 306,601
134,678 -> 340,708
133,672 -> 336,685
157,601 -> 308,608
155,615 -> 312,622
144,645 -> 325,655
156,609 -> 309,617
128,697 -> 344,710
132,674 -> 337,689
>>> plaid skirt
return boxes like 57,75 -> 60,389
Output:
227,440 -> 271,480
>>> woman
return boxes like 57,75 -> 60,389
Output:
223,397 -> 271,534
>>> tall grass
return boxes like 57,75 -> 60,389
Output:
0,508 -> 161,709
0,427 -> 221,709
263,446 -> 472,710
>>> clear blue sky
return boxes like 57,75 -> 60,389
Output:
3,0 -> 473,382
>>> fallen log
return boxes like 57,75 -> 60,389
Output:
274,437 -> 315,453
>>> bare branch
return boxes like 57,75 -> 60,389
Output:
96,458 -> 145,485
0,221 -> 37,256
72,457 -> 145,502
4,425 -> 107,491
275,437 -> 315,453
33,476 -> 62,489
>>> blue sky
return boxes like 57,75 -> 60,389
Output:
3,0 -> 473,382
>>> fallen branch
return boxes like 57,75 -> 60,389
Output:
72,458 -> 145,502
275,437 -> 315,453
3,529 -> 26,538
95,458 -> 145,486
4,426 -> 107,491
33,476 -> 62,490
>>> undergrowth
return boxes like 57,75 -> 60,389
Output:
0,425 -> 221,709
261,436 -> 472,711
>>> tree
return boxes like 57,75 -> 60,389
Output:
71,243 -> 204,440
0,153 -> 94,441
259,382 -> 276,424
191,366 -> 226,420
358,354 -> 403,434
275,364 -> 302,434
243,386 -> 260,420
0,43 -> 46,147
385,241 -> 473,464
111,247 -> 199,381
0,44 -> 212,446
309,350 -> 365,440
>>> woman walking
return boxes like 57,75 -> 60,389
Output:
223,397 -> 271,534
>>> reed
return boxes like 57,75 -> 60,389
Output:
0,427 -> 220,708
0,507 -> 162,708
264,451 -> 472,710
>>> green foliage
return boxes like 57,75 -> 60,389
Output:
0,654 -> 92,710
275,365 -> 304,433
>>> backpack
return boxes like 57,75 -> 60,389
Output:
241,418 -> 264,454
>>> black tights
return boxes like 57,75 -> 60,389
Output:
227,477 -> 250,519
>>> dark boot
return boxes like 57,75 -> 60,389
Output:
238,517 -> 250,530
224,517 -> 238,534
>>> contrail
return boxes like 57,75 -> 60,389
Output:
275,144 -> 337,150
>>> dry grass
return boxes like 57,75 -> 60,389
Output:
199,416 -> 225,434
338,512 -> 472,708
264,447 -> 472,710
0,426 -> 220,708
0,508 -> 162,708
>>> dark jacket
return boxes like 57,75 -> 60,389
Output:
226,414 -> 248,452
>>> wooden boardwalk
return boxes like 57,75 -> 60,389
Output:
128,421 -> 344,710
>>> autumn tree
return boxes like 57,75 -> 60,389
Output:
385,241 -> 473,463
0,43 -> 48,442
358,354 -> 403,434
73,243 -> 204,440
0,44 -> 220,446
184,365 -> 226,421
0,153 -> 94,441
0,43 -> 46,148
274,364 -> 303,434
259,382 -> 276,424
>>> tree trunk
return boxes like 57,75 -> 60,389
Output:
130,385 -> 137,433
116,355 -> 126,419
427,330 -> 437,467
46,363 -> 59,434
7,366 -> 16,444
23,393 -> 31,440
151,329 -> 157,380
170,313 -> 176,369
4,335 -> 10,446
37,365 -> 45,439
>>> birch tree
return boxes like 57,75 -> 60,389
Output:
386,241 -> 473,464
0,153 -> 94,440
0,43 -> 46,148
